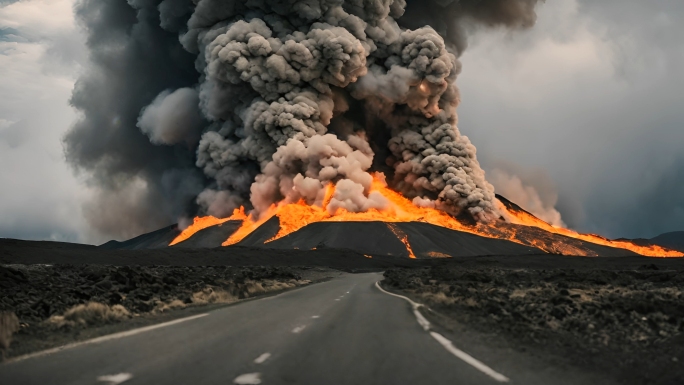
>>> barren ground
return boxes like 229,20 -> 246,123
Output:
0,264 -> 341,359
3,237 -> 684,384
382,263 -> 684,385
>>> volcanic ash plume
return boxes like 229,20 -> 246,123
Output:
181,0 -> 541,223
65,0 -> 542,237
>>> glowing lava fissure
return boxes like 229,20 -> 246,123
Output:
386,223 -> 417,259
172,174 -> 683,258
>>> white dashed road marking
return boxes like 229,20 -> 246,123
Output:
233,372 -> 261,384
254,353 -> 271,364
96,373 -> 133,385
292,325 -> 306,333
375,281 -> 510,383
311,315 -> 320,319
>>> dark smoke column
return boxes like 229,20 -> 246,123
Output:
65,0 -> 541,238
63,0 -> 204,240
185,0 -> 541,221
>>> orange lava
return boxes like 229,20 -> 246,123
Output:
386,223 -> 417,259
178,173 -> 682,258
169,215 -> 234,246
503,205 -> 684,258
222,175 -> 480,248
221,207 -> 265,246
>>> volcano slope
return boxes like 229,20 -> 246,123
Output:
650,231 -> 684,253
171,221 -> 243,249
106,216 -> 645,258
234,218 -> 645,258
97,192 -> 684,258
100,225 -> 180,250
235,217 -> 542,258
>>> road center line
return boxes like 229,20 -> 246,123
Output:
5,313 -> 209,364
375,281 -> 510,383
292,325 -> 306,333
254,352 -> 271,364
233,372 -> 261,384
97,373 -> 133,385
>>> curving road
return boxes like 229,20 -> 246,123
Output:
0,273 -> 612,385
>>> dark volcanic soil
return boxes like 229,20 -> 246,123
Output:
0,238 -> 411,271
382,264 -> 684,385
4,236 -> 684,379
0,264 -> 325,359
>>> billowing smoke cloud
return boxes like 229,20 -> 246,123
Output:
400,0 -> 540,54
137,88 -> 204,146
64,0 -> 204,239
65,0 -> 541,238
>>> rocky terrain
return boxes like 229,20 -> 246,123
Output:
382,265 -> 684,385
0,264 -> 323,359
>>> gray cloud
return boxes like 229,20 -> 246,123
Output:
5,0 -> 680,243
458,0 -> 684,238
0,0 -> 91,243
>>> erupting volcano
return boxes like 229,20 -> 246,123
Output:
87,0 -> 681,259
167,173 -> 683,258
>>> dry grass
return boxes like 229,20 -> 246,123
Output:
153,299 -> 187,313
47,302 -> 131,328
0,312 -> 20,356
191,287 -> 237,305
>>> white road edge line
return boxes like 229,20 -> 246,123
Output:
97,372 -> 133,385
430,332 -> 509,383
375,281 -> 510,383
5,313 -> 209,364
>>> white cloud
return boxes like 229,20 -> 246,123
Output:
0,0 -> 75,35
458,0 -> 684,237
0,0 -> 90,243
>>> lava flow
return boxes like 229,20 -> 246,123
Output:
170,173 -> 683,258
501,201 -> 684,257
169,215 -> 237,246
219,174 -> 479,247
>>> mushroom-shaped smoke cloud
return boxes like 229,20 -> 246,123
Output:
65,0 -> 542,237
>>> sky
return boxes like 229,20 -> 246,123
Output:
0,0 -> 682,244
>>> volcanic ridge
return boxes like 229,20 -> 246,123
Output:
103,195 -> 683,259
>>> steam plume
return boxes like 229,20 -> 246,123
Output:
65,0 -> 542,237
489,168 -> 565,227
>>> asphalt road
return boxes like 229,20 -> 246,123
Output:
1,273 -> 612,385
